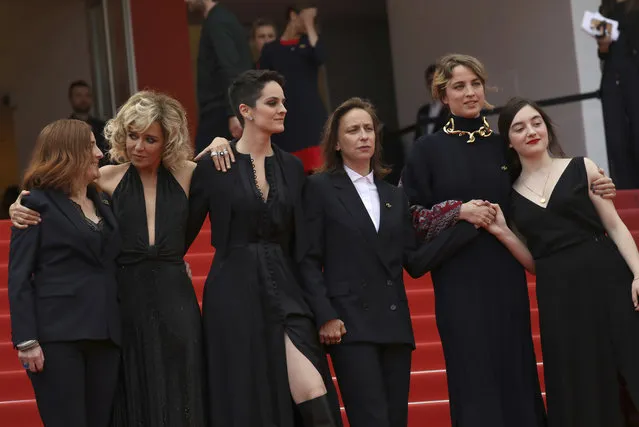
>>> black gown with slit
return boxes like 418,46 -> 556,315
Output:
110,164 -> 206,426
511,157 -> 639,427
187,148 -> 342,427
401,115 -> 546,427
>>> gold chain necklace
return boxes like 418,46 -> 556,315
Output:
443,116 -> 493,143
521,159 -> 554,204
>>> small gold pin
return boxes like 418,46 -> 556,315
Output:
102,199 -> 110,205
385,202 -> 392,209
299,44 -> 306,48
500,165 -> 508,171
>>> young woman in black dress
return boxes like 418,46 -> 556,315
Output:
186,69 -> 341,427
488,97 -> 639,427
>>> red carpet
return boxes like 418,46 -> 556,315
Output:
1,190 -> 639,426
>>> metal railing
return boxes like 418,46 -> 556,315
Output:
394,90 -> 601,137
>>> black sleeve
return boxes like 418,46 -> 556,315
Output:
258,42 -> 274,70
8,193 -> 44,347
402,195 -> 479,278
401,138 -> 434,207
206,20 -> 250,116
185,160 -> 212,251
307,36 -> 326,66
298,177 -> 339,329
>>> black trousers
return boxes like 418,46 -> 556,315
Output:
330,343 -> 412,427
195,107 -> 231,154
28,340 -> 120,427
601,60 -> 639,189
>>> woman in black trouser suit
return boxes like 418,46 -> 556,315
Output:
300,98 -> 479,427
8,119 -> 121,427
598,0 -> 639,189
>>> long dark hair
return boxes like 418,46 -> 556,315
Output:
497,97 -> 565,182
317,97 -> 390,178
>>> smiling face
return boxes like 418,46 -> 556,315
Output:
441,65 -> 485,118
125,121 -> 165,169
336,108 -> 376,170
507,105 -> 550,159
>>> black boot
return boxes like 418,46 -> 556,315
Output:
297,394 -> 338,427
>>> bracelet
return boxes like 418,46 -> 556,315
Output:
16,340 -> 39,351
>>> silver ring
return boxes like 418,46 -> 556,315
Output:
211,151 -> 218,157
222,149 -> 229,155
218,151 -> 225,156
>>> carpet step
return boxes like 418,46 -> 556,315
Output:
0,400 -> 43,427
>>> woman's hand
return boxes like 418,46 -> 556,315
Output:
18,345 -> 44,373
591,168 -> 616,200
9,191 -> 40,229
193,137 -> 234,172
459,200 -> 496,228
484,204 -> 509,237
319,319 -> 346,345
632,279 -> 639,311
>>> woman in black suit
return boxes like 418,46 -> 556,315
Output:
299,98 -> 479,427
8,119 -> 122,427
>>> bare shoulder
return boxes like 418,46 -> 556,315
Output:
172,160 -> 197,197
582,157 -> 603,180
97,163 -> 130,195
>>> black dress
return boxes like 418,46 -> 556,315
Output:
110,164 -> 206,426
401,115 -> 546,427
511,157 -> 639,427
187,148 -> 342,427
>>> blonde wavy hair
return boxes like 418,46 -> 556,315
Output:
104,91 -> 193,170
432,53 -> 495,110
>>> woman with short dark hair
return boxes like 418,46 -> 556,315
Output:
187,69 -> 342,427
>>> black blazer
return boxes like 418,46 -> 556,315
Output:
186,143 -> 309,265
8,188 -> 122,348
300,171 -> 479,346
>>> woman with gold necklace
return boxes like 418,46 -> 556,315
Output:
401,54 -> 616,427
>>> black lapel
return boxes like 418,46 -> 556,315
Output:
47,189 -> 101,262
375,179 -> 396,275
331,171 -> 394,273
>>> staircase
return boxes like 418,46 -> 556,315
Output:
2,190 -> 639,426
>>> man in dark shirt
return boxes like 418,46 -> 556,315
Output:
186,0 -> 253,153
414,64 -> 449,140
68,80 -> 110,166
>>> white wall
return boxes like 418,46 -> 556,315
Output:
0,0 -> 92,171
386,0 -> 607,163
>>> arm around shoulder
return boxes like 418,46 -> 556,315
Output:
8,191 -> 45,347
